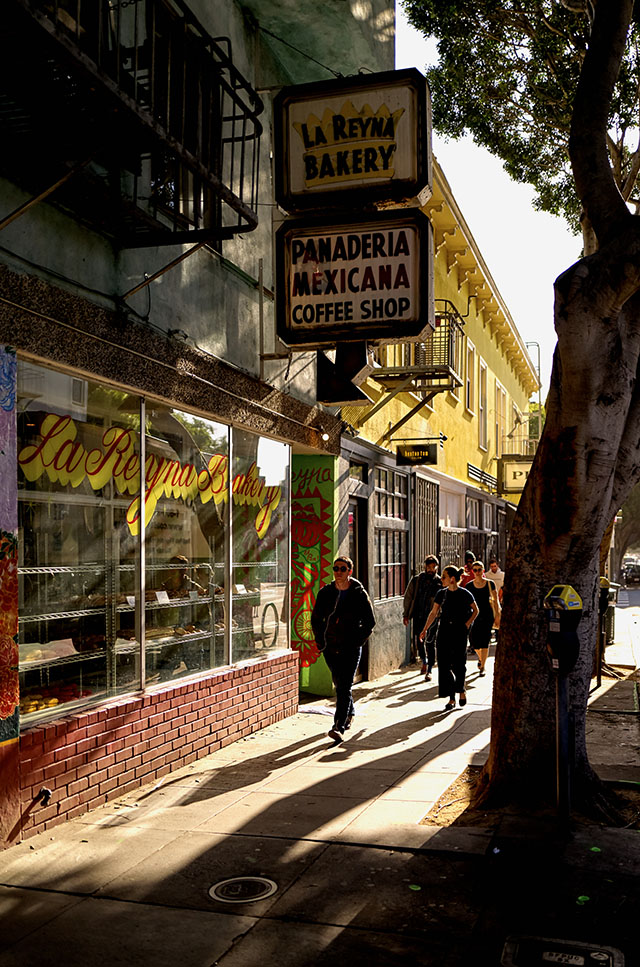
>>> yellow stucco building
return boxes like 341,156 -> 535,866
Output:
341,157 -> 539,572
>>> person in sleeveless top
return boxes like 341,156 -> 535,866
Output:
420,565 -> 479,710
467,560 -> 501,675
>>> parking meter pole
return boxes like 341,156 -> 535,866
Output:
596,578 -> 610,691
555,672 -> 571,833
544,585 -> 582,836
596,615 -> 604,690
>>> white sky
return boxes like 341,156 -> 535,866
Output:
395,8 -> 582,398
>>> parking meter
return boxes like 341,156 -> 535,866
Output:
543,585 -> 582,676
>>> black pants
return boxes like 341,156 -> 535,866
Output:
436,623 -> 468,698
323,645 -> 362,732
414,619 -> 436,668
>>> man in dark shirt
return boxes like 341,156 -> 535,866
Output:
311,556 -> 376,742
403,555 -> 442,680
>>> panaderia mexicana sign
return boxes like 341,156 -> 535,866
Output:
276,209 -> 433,348
274,68 -> 431,212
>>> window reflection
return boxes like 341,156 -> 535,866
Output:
16,361 -> 290,725
17,364 -> 141,716
231,428 -> 290,662
142,405 -> 229,684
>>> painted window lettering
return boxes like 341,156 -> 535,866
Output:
18,413 -> 282,539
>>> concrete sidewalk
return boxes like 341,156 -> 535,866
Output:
1,617 -> 639,967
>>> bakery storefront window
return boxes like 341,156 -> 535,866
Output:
231,429 -> 290,662
18,364 -> 142,718
143,404 -> 230,685
16,361 -> 291,724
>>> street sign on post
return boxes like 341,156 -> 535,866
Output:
275,209 -> 434,349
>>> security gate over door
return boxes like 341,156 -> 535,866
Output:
413,476 -> 438,570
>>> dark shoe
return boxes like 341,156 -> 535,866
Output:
479,669 -> 486,677
328,727 -> 343,742
459,694 -> 467,707
425,670 -> 432,682
420,662 -> 427,675
444,700 -> 456,711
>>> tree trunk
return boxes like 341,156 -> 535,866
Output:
476,0 -> 640,817
478,259 -> 640,814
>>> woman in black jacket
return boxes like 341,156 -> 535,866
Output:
311,556 -> 376,742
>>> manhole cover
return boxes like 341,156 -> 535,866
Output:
208,876 -> 278,903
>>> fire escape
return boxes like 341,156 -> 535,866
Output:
0,0 -> 263,246
353,300 -> 466,447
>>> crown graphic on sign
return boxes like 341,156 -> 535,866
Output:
292,100 -> 406,188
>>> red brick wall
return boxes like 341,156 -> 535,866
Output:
12,651 -> 298,843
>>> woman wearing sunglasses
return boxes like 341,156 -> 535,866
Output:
420,565 -> 478,711
311,556 -> 376,742
467,560 -> 500,676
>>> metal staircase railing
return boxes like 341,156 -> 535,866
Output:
2,0 -> 263,245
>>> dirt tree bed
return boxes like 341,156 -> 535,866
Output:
421,669 -> 640,831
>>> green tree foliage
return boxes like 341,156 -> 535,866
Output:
402,0 -> 640,233
527,401 -> 546,441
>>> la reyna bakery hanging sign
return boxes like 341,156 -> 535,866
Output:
273,69 -> 433,348
273,68 -> 432,211
18,413 -> 282,539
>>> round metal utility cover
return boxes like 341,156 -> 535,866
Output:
208,876 -> 278,903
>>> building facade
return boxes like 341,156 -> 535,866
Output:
0,0 -> 394,846
324,159 -> 540,680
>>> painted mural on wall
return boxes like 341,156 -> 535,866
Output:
0,347 -> 18,740
291,458 -> 334,667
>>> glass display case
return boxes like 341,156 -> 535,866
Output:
18,560 -> 109,716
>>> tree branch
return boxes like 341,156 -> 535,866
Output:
621,141 -> 640,201
569,0 -> 634,243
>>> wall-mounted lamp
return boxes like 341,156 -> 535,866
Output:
317,425 -> 330,442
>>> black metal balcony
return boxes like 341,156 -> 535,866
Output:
372,301 -> 466,394
0,1 -> 263,246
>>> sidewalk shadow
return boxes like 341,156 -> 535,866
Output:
6,669 -> 492,924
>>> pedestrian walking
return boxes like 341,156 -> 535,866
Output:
460,550 -> 476,587
420,565 -> 479,711
403,554 -> 442,680
487,558 -> 505,604
311,555 -> 376,742
467,560 -> 500,676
